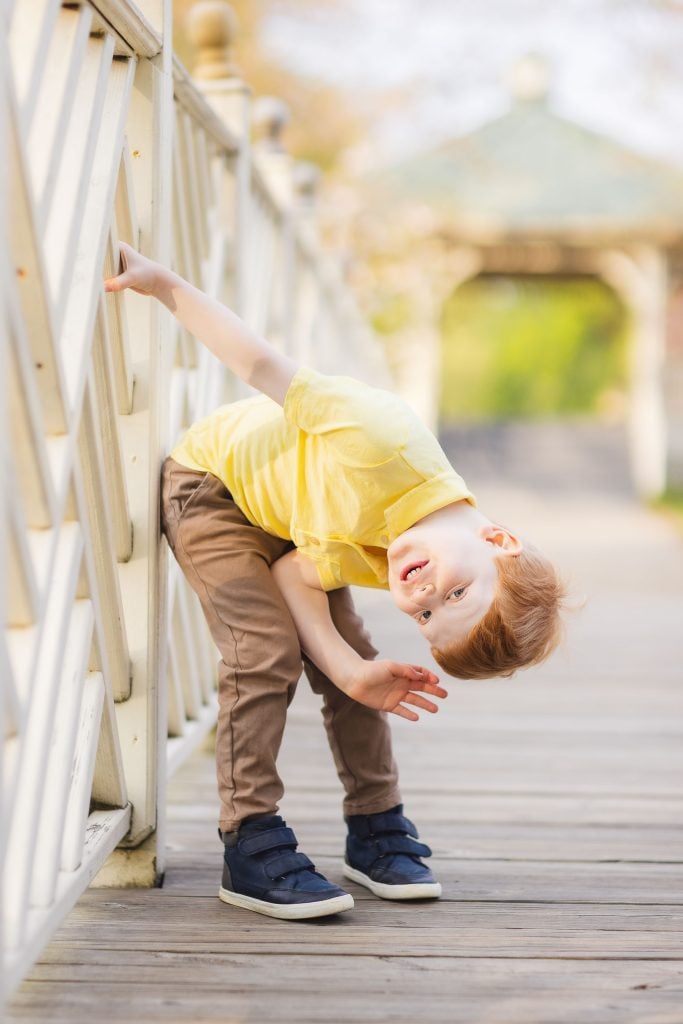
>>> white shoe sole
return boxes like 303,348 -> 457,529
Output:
343,864 -> 442,900
219,886 -> 354,920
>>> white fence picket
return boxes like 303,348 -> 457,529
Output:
1,0 -> 388,1001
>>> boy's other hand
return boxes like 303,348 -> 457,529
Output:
344,661 -> 447,722
103,241 -> 161,298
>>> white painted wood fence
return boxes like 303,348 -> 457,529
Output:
1,0 -> 385,999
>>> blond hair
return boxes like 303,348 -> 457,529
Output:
431,546 -> 565,680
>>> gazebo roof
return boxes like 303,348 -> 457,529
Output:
373,91 -> 683,245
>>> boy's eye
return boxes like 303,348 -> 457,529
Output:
417,610 -> 432,624
449,587 -> 467,601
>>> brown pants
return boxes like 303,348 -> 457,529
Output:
160,457 -> 401,831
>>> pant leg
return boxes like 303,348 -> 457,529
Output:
303,588 -> 402,816
160,458 -> 302,832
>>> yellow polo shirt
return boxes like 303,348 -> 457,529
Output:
170,367 -> 475,590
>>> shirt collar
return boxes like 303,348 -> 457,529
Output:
384,472 -> 476,543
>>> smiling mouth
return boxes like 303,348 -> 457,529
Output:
400,560 -> 429,582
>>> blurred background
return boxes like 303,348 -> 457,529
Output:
176,0 -> 683,509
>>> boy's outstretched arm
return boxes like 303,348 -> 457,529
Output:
104,242 -> 298,405
272,551 -> 447,722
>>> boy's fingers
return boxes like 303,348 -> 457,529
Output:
422,682 -> 448,699
104,242 -> 135,289
404,693 -> 439,714
410,665 -> 440,684
118,240 -> 134,269
391,704 -> 419,722
395,663 -> 439,684
104,272 -> 133,293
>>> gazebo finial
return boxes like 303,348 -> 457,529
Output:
509,53 -> 550,104
187,1 -> 239,81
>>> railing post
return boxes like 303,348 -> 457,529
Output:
91,0 -> 174,886
1,21 -> 8,1008
253,97 -> 296,354
187,0 -> 251,318
289,161 -> 322,366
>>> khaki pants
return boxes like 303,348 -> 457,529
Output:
160,457 -> 401,831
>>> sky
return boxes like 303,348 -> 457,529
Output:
261,0 -> 683,175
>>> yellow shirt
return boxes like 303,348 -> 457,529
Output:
170,367 -> 475,590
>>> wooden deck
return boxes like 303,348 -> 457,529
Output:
8,423 -> 683,1023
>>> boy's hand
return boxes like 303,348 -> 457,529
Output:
344,661 -> 447,722
103,241 -> 163,298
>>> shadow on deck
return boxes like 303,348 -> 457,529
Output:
8,420 -> 683,1023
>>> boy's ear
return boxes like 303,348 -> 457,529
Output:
479,523 -> 523,555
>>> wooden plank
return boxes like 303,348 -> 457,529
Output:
31,601 -> 94,906
3,523 -> 83,949
58,54 -> 136,413
161,854 -> 683,906
166,788 -> 683,828
29,4 -> 93,227
172,113 -> 196,285
164,809 -> 683,864
3,806 -> 131,999
77,380 -> 132,701
8,0 -> 62,131
60,674 -> 106,872
166,706 -> 219,779
7,249 -> 56,529
178,112 -> 206,275
9,958 -> 683,1024
88,0 -> 162,58
91,667 -> 129,810
166,638 -> 185,738
172,582 -> 203,720
172,55 -> 240,158
6,492 -> 40,627
10,958 -> 683,1024
8,70 -> 68,436
91,304 -> 133,562
44,33 -> 115,329
105,224 -> 135,415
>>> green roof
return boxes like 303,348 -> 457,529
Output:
374,97 -> 683,243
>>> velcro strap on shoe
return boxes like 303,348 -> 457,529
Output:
373,834 -> 432,858
265,851 -> 314,879
238,826 -> 297,857
362,812 -> 419,839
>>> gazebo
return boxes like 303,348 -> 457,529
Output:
370,59 -> 683,498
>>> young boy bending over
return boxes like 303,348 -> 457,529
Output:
105,243 -> 565,920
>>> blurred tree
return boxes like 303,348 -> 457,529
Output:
174,0 -> 365,172
439,276 -> 628,421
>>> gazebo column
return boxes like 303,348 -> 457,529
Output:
663,254 -> 683,489
392,246 -> 482,431
597,244 -> 668,498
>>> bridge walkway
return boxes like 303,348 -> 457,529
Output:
8,423 -> 683,1023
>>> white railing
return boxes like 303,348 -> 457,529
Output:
1,0 -> 387,998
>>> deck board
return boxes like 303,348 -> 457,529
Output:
7,424 -> 683,1022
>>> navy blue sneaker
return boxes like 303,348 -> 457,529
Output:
344,805 -> 442,900
219,815 -> 354,920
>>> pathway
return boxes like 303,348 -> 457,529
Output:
8,421 -> 683,1023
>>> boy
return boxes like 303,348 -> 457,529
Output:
105,243 -> 564,920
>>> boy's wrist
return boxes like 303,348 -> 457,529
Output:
325,647 -> 365,695
153,267 -> 183,310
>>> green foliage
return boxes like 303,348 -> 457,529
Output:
651,488 -> 683,536
439,276 -> 628,421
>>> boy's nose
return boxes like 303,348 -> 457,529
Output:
413,582 -> 435,604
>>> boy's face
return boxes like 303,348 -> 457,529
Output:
386,510 -> 521,650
